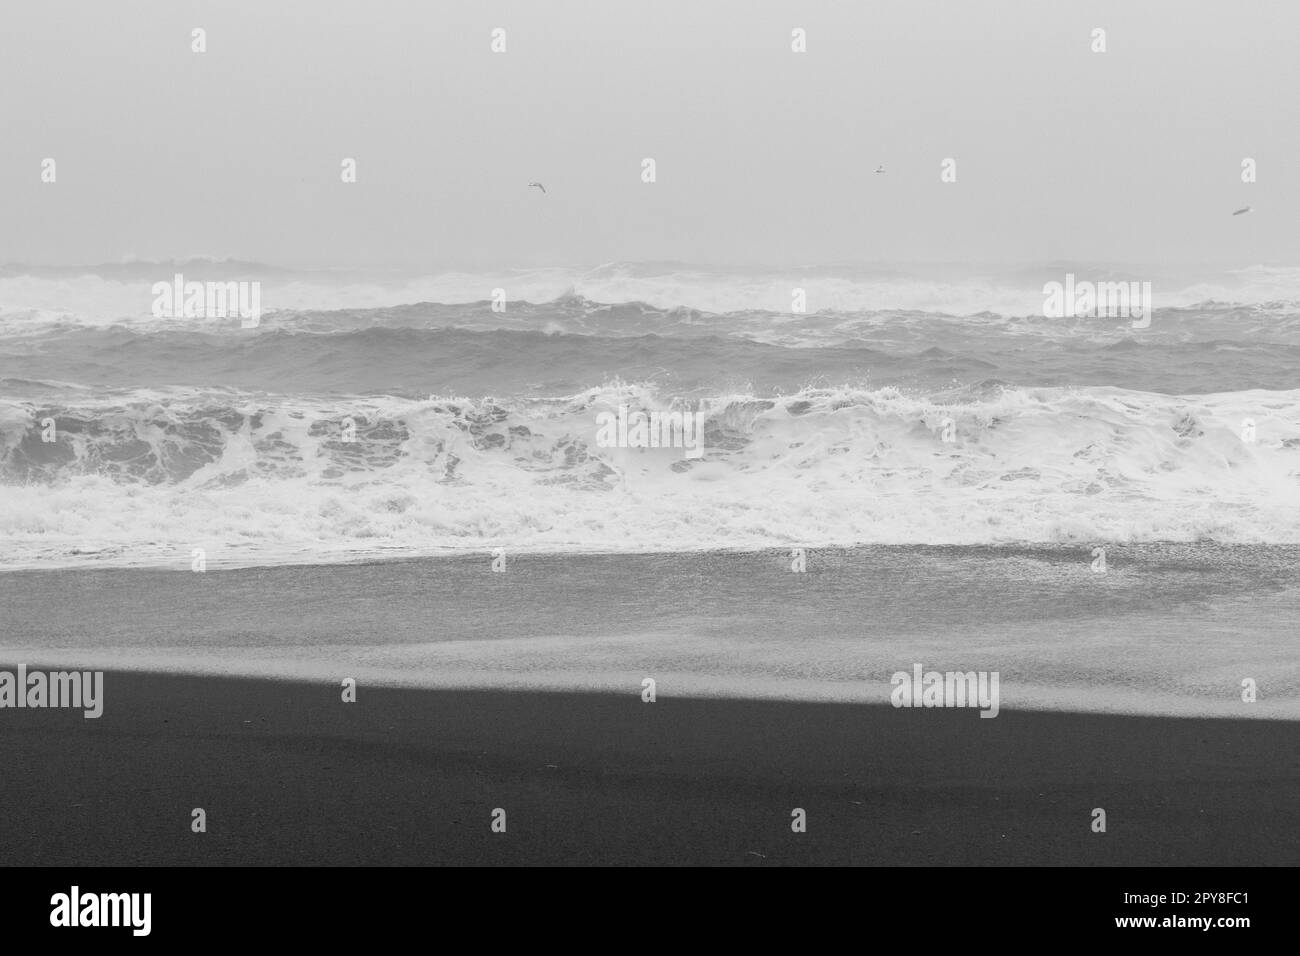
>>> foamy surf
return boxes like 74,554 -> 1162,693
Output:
4,261 -> 1300,568
3,382 -> 1300,569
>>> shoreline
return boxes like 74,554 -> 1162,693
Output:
5,540 -> 1300,575
4,547 -> 1298,720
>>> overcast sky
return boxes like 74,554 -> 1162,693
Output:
2,0 -> 1296,269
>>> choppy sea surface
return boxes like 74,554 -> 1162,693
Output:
3,260 -> 1300,569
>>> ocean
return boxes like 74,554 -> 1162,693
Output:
1,260 -> 1297,718
2,260 -> 1300,570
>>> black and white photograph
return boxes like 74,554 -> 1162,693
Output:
0,0 -> 1295,922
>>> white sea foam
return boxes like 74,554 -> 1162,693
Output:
3,383 -> 1299,568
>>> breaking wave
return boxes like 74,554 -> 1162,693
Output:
3,382 -> 1300,568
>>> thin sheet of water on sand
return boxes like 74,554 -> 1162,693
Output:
1,545 -> 1297,718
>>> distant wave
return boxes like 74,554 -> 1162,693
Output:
3,383 -> 1299,568
3,261 -> 1300,333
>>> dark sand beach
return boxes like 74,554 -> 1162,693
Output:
0,672 -> 1296,866
2,548 -> 1298,865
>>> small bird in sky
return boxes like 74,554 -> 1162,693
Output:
873,165 -> 886,174
529,182 -> 546,194
1232,205 -> 1253,215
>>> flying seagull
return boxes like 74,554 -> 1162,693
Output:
529,182 -> 546,194
873,165 -> 886,174
1232,205 -> 1253,215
